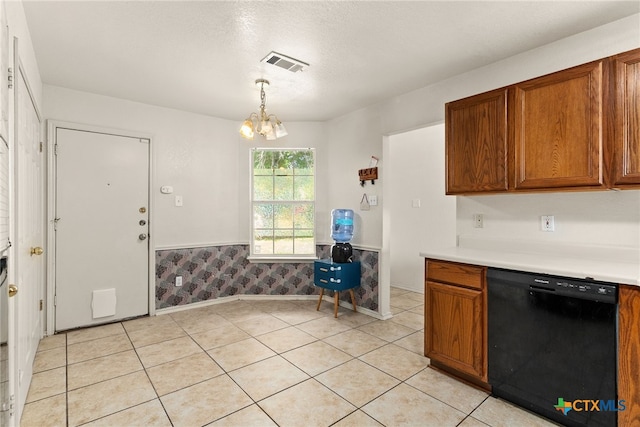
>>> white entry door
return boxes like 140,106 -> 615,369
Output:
12,63 -> 44,424
54,127 -> 150,331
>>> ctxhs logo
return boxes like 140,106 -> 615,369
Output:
554,398 -> 626,415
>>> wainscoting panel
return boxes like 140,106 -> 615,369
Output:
155,245 -> 379,312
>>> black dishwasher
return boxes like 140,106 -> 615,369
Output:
487,268 -> 619,427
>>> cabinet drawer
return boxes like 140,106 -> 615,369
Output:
426,260 -> 484,290
314,260 -> 361,291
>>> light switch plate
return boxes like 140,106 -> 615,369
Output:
369,195 -> 378,206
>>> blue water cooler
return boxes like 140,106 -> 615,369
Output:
331,209 -> 354,263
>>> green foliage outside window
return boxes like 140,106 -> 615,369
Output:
252,149 -> 315,256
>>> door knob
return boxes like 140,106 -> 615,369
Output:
138,234 -> 147,241
8,284 -> 17,297
30,247 -> 44,256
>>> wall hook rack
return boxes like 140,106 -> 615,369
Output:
359,167 -> 378,186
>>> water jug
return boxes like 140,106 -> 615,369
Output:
331,209 -> 354,243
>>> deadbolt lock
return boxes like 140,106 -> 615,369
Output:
8,284 -> 17,297
139,234 -> 147,241
139,207 -> 147,214
139,220 -> 146,226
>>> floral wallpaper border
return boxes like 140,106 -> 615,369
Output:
155,244 -> 379,311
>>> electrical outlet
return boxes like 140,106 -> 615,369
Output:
541,215 -> 555,232
175,195 -> 183,207
369,195 -> 378,206
175,276 -> 183,287
473,213 -> 483,228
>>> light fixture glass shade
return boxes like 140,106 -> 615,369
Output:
257,115 -> 274,137
274,119 -> 288,138
239,118 -> 255,140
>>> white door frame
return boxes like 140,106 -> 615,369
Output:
46,121 -> 155,336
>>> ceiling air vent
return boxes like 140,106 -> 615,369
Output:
261,51 -> 309,73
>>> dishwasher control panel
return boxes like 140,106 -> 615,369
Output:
488,268 -> 618,304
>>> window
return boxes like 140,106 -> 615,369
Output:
250,148 -> 315,259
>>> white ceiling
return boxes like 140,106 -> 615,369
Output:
22,1 -> 640,122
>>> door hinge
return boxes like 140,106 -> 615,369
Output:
53,295 -> 57,306
39,141 -> 43,153
7,67 -> 12,89
54,143 -> 58,155
39,299 -> 43,311
53,217 -> 60,231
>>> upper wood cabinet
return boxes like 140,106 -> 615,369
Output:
610,48 -> 640,186
446,89 -> 508,194
446,47 -> 640,194
512,61 -> 604,190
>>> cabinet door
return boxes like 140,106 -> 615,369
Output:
425,281 -> 484,379
445,88 -> 508,194
611,49 -> 640,186
512,61 -> 604,189
619,285 -> 640,427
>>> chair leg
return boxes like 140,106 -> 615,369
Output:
349,289 -> 357,312
334,291 -> 339,318
316,288 -> 324,311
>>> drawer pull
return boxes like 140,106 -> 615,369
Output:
319,279 -> 328,284
329,278 -> 341,284
319,267 -> 329,272
330,266 -> 342,271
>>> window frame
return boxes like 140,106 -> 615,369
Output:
248,148 -> 317,262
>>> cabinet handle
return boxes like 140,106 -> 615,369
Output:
319,279 -> 328,284
330,278 -> 341,284
330,266 -> 342,271
319,268 -> 328,272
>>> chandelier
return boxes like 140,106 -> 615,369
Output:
239,79 -> 288,140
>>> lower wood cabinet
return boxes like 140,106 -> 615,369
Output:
424,259 -> 488,388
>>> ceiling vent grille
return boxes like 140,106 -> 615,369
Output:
261,51 -> 309,73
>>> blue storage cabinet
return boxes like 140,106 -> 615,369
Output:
313,259 -> 361,317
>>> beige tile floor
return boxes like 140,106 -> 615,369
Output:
21,287 -> 557,427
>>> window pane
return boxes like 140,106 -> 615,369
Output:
274,204 -> 293,228
253,204 -> 273,229
274,230 -> 293,254
254,176 -> 274,200
294,229 -> 314,254
254,167 -> 273,176
294,176 -> 314,201
253,230 -> 274,254
253,150 -> 274,171
292,151 -> 314,170
274,176 -> 293,200
294,204 -> 314,229
275,167 -> 293,176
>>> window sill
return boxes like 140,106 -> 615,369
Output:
247,255 -> 318,263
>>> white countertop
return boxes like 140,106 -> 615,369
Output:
420,238 -> 640,286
